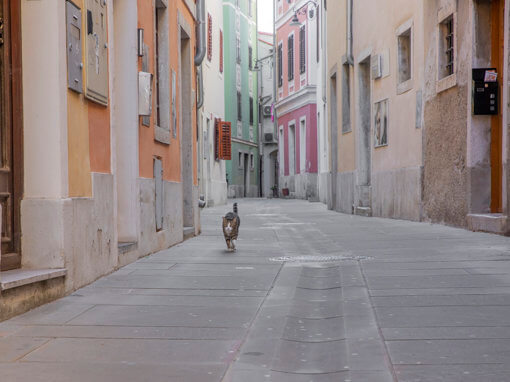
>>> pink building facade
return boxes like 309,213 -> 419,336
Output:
276,0 -> 319,200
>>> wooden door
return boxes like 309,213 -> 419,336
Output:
490,0 -> 504,213
0,0 -> 22,271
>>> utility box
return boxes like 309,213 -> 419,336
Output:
473,68 -> 498,115
66,1 -> 83,93
138,71 -> 153,116
85,0 -> 108,105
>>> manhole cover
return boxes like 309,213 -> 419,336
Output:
269,255 -> 373,262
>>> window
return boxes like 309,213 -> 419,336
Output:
207,13 -> 212,62
250,153 -> 254,169
154,1 -> 170,142
278,42 -> 283,87
299,119 -> 306,172
248,45 -> 253,70
238,152 -> 243,168
299,25 -> 306,74
439,16 -> 454,79
288,123 -> 296,175
279,126 -> 284,173
219,30 -> 223,72
249,97 -> 254,125
397,28 -> 411,84
236,36 -> 241,63
341,64 -> 351,133
288,35 -> 294,81
237,91 -> 242,121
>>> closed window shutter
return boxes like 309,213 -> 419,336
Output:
219,30 -> 223,72
221,121 -> 232,160
300,26 -> 306,74
288,35 -> 294,80
215,119 -> 231,160
207,13 -> 212,61
278,44 -> 283,87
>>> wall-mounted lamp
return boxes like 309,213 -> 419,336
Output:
137,28 -> 144,57
289,0 -> 319,27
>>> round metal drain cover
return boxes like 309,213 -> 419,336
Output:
269,255 -> 373,262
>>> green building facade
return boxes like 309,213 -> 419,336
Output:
224,0 -> 259,198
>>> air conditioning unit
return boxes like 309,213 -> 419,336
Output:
264,133 -> 274,143
263,105 -> 272,117
371,54 -> 382,80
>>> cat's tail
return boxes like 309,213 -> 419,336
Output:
233,203 -> 238,214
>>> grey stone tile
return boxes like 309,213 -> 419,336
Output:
388,339 -> 510,365
0,336 -> 49,362
14,325 -> 245,340
394,364 -> 510,382
282,316 -> 345,342
372,294 -> 510,307
9,302 -> 94,325
348,370 -> 394,382
376,306 -> 510,327
272,339 -> 349,374
297,276 -> 342,290
367,274 -> 510,289
67,304 -> 257,328
382,326 -> 510,340
288,300 -> 343,319
0,361 -> 226,382
22,338 -> 238,364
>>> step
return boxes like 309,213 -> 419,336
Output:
183,226 -> 195,240
467,213 -> 508,234
354,206 -> 372,217
1,268 -> 67,291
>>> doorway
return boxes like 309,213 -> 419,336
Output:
288,123 -> 296,175
357,57 -> 372,208
0,0 -> 23,271
490,0 -> 504,212
180,27 -> 194,229
243,153 -> 249,197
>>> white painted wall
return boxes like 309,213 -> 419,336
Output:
200,0 -> 227,207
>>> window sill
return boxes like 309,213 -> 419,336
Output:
436,73 -> 457,93
397,78 -> 413,95
154,125 -> 171,145
1,268 -> 67,291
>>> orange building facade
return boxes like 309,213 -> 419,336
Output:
0,0 -> 202,321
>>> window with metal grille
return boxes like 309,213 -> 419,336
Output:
439,15 -> 455,79
237,91 -> 242,122
215,119 -> 232,160
445,18 -> 454,76
207,13 -> 212,62
278,42 -> 283,87
236,36 -> 241,63
219,30 -> 223,72
250,97 -> 254,125
288,34 -> 294,80
299,25 -> 306,74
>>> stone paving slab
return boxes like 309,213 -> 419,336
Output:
2,199 -> 510,382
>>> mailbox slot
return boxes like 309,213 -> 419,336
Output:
473,68 -> 498,115
66,1 -> 83,93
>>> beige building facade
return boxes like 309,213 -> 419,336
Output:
327,0 -> 510,234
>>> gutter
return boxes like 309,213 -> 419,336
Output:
347,0 -> 353,64
195,0 -> 205,109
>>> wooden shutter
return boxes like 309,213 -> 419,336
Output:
207,13 -> 212,61
215,120 -> 232,160
288,35 -> 294,80
300,26 -> 306,74
219,30 -> 223,72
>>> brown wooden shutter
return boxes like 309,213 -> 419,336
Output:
207,13 -> 212,62
215,118 -> 220,160
221,121 -> 232,160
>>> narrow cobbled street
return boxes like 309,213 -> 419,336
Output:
1,199 -> 510,381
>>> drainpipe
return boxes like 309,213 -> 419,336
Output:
347,0 -> 353,64
194,0 -> 206,66
195,0 -> 205,109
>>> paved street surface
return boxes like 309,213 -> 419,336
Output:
1,199 -> 510,381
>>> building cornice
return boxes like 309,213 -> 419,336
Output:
232,137 -> 258,148
276,86 -> 317,116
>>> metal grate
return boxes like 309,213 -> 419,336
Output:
269,255 -> 373,262
445,18 -> 454,76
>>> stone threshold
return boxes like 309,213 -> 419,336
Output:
467,213 -> 508,235
0,268 -> 67,291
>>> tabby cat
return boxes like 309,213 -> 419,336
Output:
222,203 -> 240,251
